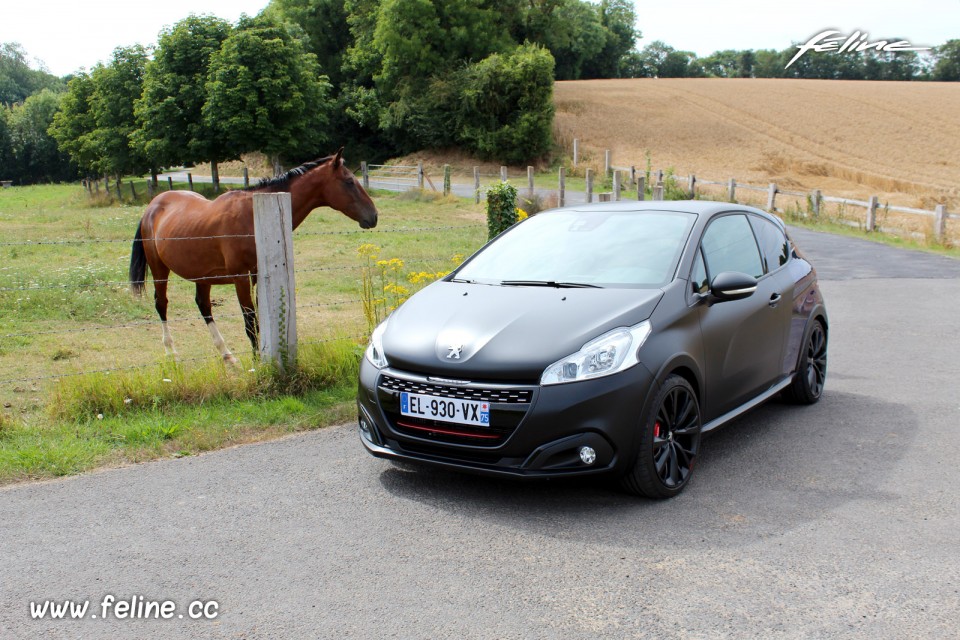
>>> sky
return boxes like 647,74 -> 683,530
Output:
2,0 -> 957,77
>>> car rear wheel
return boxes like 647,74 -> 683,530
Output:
784,320 -> 827,405
621,375 -> 702,499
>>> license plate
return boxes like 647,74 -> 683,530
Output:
400,392 -> 490,427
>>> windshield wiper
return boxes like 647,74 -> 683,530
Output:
499,280 -> 601,289
448,277 -> 476,284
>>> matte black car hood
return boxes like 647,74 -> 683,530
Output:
381,281 -> 663,381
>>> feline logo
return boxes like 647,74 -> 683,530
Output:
786,30 -> 931,69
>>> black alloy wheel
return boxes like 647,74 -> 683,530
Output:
622,375 -> 702,499
784,320 -> 827,404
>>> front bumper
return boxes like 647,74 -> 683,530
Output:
356,360 -> 657,479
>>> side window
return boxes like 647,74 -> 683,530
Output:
700,214 -> 764,279
690,249 -> 709,295
749,216 -> 789,273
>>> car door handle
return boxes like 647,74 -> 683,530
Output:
769,293 -> 782,307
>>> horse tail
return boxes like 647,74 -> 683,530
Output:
129,221 -> 147,296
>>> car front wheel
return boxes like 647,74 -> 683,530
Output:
621,375 -> 702,499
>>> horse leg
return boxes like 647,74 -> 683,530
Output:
196,282 -> 238,365
235,278 -> 259,356
152,266 -> 177,357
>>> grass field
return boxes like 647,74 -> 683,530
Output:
0,185 -> 487,483
553,78 -> 960,212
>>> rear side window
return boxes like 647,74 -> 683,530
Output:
700,214 -> 764,279
749,216 -> 789,273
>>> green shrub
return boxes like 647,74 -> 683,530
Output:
450,43 -> 555,164
486,182 -> 518,239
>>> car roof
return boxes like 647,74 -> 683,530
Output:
559,200 -> 784,229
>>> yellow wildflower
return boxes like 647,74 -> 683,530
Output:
516,207 -> 528,221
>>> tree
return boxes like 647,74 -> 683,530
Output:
134,15 -> 232,187
203,15 -> 333,172
701,49 -> 740,78
7,89 -> 76,183
752,49 -> 784,78
88,45 -> 150,180
580,0 -> 639,78
265,0 -> 352,85
48,72 -> 99,176
519,0 -> 606,80
0,106 -> 12,178
932,39 -> 960,81
0,42 -> 65,106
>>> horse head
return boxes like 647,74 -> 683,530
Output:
320,148 -> 378,229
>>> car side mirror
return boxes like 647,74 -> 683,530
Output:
710,271 -> 758,302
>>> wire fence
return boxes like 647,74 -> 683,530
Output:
0,222 -> 486,389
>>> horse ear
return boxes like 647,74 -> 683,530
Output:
334,147 -> 344,167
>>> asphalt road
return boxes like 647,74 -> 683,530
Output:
2,228 -> 959,639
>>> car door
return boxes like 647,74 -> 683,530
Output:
694,213 -> 789,418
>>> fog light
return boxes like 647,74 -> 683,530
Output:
359,417 -> 371,437
579,446 -> 596,465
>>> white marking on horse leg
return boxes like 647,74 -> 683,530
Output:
161,321 -> 178,357
207,321 -> 238,365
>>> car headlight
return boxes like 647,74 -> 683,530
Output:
541,321 -> 651,385
364,320 -> 389,369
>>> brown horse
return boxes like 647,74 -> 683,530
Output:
129,148 -> 378,363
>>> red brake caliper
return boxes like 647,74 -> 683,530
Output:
654,421 -> 661,438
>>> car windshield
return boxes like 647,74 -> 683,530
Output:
454,209 -> 696,288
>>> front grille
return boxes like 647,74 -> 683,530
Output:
379,376 -> 532,404
377,373 -> 535,446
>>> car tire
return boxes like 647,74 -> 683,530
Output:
783,319 -> 827,405
621,375 -> 702,499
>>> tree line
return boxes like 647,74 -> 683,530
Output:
1,0 -> 957,187
631,39 -> 960,81
2,0 -> 638,185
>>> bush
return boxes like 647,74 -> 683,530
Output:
450,43 -> 556,164
486,182 -> 518,239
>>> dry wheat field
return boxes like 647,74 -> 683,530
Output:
555,78 -> 960,212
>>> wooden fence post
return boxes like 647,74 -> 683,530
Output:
104,176 -> 111,196
94,180 -> 100,195
629,165 -> 636,186
473,167 -> 480,204
573,139 -> 579,168
585,168 -> 593,203
417,162 -> 424,190
653,181 -> 664,200
637,176 -> 645,201
243,167 -> 250,189
656,169 -> 664,183
728,178 -> 736,203
811,189 -> 821,216
129,182 -> 137,200
187,173 -> 194,191
527,166 -> 535,197
613,170 -> 621,201
167,176 -> 174,191
604,149 -> 612,176
500,166 -> 508,182
443,164 -> 451,196
253,192 -> 298,371
146,179 -> 153,199
558,167 -> 566,207
361,161 -> 369,189
688,174 -> 696,199
934,205 -> 947,242
766,183 -> 777,212
866,196 -> 878,231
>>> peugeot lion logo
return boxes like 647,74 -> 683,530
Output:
446,344 -> 463,360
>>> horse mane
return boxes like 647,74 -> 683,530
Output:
245,155 -> 335,192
